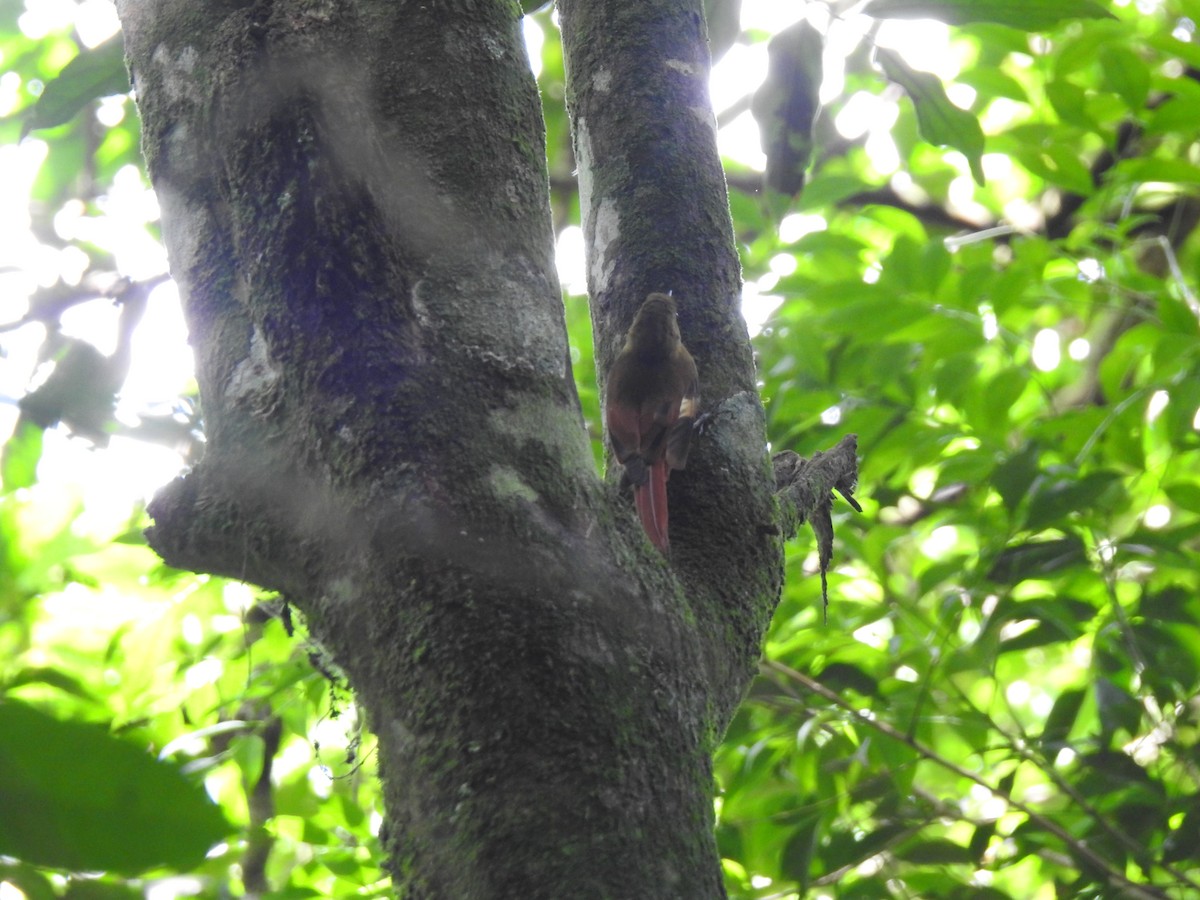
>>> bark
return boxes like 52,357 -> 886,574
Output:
118,0 -> 783,896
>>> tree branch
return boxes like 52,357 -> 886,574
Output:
559,0 -> 785,735
772,434 -> 861,617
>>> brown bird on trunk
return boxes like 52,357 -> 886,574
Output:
605,293 -> 699,553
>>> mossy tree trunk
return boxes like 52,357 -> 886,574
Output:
117,0 -> 782,895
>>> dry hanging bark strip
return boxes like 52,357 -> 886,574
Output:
772,433 -> 862,619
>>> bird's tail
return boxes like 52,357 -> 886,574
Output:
635,459 -> 670,553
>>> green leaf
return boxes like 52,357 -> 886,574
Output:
0,863 -> 57,900
1158,292 -> 1200,337
779,819 -> 820,891
1040,687 -> 1085,748
822,823 -> 908,869
1098,44 -> 1150,110
1008,141 -> 1095,194
967,820 -> 995,861
966,770 -> 1015,861
0,701 -> 232,874
863,0 -> 1115,30
897,837 -> 974,864
878,49 -> 985,185
1133,622 -> 1200,699
977,366 -> 1030,435
1117,156 -> 1200,184
61,880 -> 143,899
836,878 -> 895,899
815,662 -> 880,697
1076,749 -> 1161,803
21,34 -> 129,136
1165,481 -> 1200,513
1140,586 -> 1200,625
1045,80 -> 1097,131
821,295 -> 925,339
1144,82 -> 1200,136
986,536 -> 1088,584
796,173 -> 874,209
1093,678 -> 1142,741
1024,469 -> 1124,532
4,666 -> 96,701
1162,799 -> 1200,864
992,443 -> 1040,514
956,67 -> 1030,104
1,420 -> 43,492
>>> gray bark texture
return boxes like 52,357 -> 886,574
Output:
117,0 -> 784,896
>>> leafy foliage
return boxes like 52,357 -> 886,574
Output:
1,0 -> 1198,897
862,0 -> 1116,29
0,700 -> 231,873
17,33 -> 126,137
715,2 -> 1200,897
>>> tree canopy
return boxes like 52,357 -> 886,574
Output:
2,0 -> 1199,897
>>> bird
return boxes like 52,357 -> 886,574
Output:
605,292 -> 699,553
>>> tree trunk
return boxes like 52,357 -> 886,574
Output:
117,0 -> 782,896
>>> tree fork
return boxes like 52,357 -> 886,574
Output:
117,0 -> 787,895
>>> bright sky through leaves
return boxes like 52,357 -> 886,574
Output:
4,1 -> 1200,896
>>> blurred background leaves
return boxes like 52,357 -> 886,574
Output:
1,0 -> 1198,897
